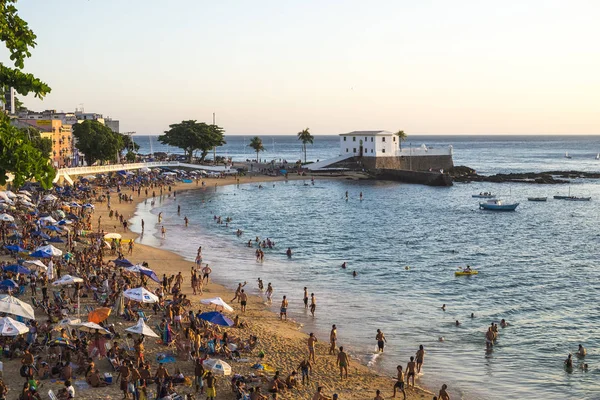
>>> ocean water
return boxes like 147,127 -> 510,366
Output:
130,136 -> 600,400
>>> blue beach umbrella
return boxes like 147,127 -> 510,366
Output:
113,258 -> 134,268
48,236 -> 65,243
7,233 -> 22,240
45,225 -> 63,232
2,264 -> 31,274
0,279 -> 19,289
29,250 -> 52,258
4,245 -> 26,253
198,311 -> 234,327
31,231 -> 51,240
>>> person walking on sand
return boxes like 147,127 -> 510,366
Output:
415,345 -> 425,373
231,282 -> 247,302
202,264 -> 212,284
310,293 -> 316,316
240,290 -> 248,313
329,325 -> 338,355
280,295 -> 288,321
376,329 -> 387,352
298,359 -> 312,385
336,346 -> 349,379
392,365 -> 406,399
308,333 -> 318,362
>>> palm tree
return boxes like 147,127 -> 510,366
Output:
395,130 -> 407,150
297,128 -> 314,164
248,136 -> 265,162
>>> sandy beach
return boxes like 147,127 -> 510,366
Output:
1,173 -> 436,400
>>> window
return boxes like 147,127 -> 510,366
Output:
382,137 -> 386,142
352,137 -> 356,142
393,137 -> 396,142
371,137 -> 373,142
382,148 -> 386,153
353,148 -> 356,153
346,148 -> 349,152
371,149 -> 373,153
343,137 -> 347,141
365,137 -> 367,141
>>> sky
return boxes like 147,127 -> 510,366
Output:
5,0 -> 600,135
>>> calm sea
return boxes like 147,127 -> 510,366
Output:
131,135 -> 600,400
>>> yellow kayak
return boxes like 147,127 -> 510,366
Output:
455,270 -> 479,276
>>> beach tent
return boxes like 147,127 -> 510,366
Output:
200,297 -> 234,312
203,359 -> 232,376
0,316 -> 29,336
0,295 -> 35,320
123,287 -> 159,303
199,311 -> 234,327
125,318 -> 159,338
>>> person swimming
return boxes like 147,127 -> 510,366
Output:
564,353 -> 573,369
341,262 -> 347,269
352,271 -> 357,277
500,319 -> 509,328
577,344 -> 586,357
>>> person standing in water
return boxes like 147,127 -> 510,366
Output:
280,295 -> 288,321
184,216 -> 188,227
161,226 -> 166,238
265,283 -> 274,304
303,287 -> 309,309
415,345 -> 425,373
345,191 -> 348,201
360,192 -> 363,201
158,212 -> 162,223
310,293 -> 316,317
376,329 -> 387,352
406,356 -> 416,387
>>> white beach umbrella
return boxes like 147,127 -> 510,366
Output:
139,167 -> 151,173
78,321 -> 110,334
123,287 -> 159,303
104,232 -> 122,239
83,175 -> 97,180
0,316 -> 29,336
0,295 -> 35,320
16,193 -> 31,201
35,244 -> 63,257
4,191 -> 17,199
53,317 -> 81,331
38,216 -> 58,224
0,204 -> 9,210
43,194 -> 58,201
23,260 -> 47,271
125,319 -> 159,338
52,274 -> 83,286
18,190 -> 32,196
0,213 -> 14,222
203,359 -> 232,376
200,297 -> 234,312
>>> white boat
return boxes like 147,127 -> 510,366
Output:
595,153 -> 599,160
472,192 -> 495,198
479,199 -> 519,211
565,152 -> 572,159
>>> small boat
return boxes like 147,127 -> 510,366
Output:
596,153 -> 599,160
528,197 -> 547,202
565,152 -> 572,159
479,199 -> 519,211
472,192 -> 495,198
564,196 -> 591,201
455,269 -> 478,276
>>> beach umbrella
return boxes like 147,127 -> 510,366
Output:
2,264 -> 31,274
104,232 -> 122,240
88,307 -> 112,324
200,297 -> 234,312
18,190 -> 32,196
7,233 -> 22,240
126,264 -> 160,283
38,216 -> 57,224
48,337 -> 76,349
3,191 -> 17,199
0,213 -> 14,222
78,321 -> 110,334
83,203 -> 95,209
203,359 -> 232,376
34,244 -> 63,257
0,295 -> 35,320
0,316 -> 29,336
198,311 -> 234,327
113,258 -> 134,268
45,225 -> 62,232
0,279 -> 18,289
4,245 -> 27,253
123,287 -> 159,303
52,275 -> 83,286
31,231 -> 51,240
125,318 -> 159,338
48,236 -> 65,243
53,318 -> 81,333
42,194 -> 58,201
83,175 -> 96,180
23,260 -> 47,270
58,219 -> 73,226
0,204 -> 8,210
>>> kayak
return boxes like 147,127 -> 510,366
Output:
455,270 -> 479,276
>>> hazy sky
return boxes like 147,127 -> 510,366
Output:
8,0 -> 600,135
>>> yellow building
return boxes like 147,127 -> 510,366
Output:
20,119 -> 73,167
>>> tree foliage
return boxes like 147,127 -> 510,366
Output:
248,136 -> 265,162
395,130 -> 407,149
297,127 -> 314,164
0,0 -> 51,98
72,120 -> 124,166
158,120 -> 226,163
19,125 -> 51,156
0,115 -> 55,188
122,134 -> 140,153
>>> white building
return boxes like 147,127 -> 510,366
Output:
339,130 -> 399,157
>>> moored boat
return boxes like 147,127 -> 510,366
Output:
564,196 -> 591,201
472,192 -> 495,198
565,152 -> 572,159
479,199 -> 519,211
528,197 -> 547,202
455,270 -> 479,276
